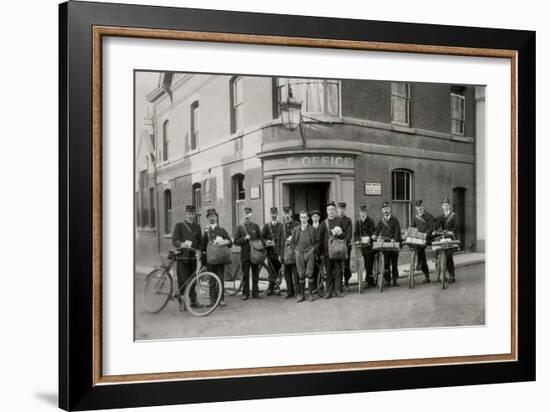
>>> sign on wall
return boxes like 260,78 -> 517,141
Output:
250,185 -> 261,200
364,182 -> 382,195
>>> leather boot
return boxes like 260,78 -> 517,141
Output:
296,282 -> 305,303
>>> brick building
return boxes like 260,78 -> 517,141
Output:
135,72 -> 485,265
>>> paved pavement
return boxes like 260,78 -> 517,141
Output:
135,259 -> 485,341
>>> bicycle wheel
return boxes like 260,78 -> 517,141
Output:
143,268 -> 173,313
408,251 -> 415,289
224,264 -> 242,296
258,262 -> 273,297
316,263 -> 327,297
378,254 -> 384,293
441,252 -> 447,290
185,271 -> 222,316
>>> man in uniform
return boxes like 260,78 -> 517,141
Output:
201,208 -> 232,306
338,202 -> 353,292
410,200 -> 435,284
279,206 -> 299,299
172,205 -> 203,308
435,198 -> 459,283
373,201 -> 402,287
234,207 -> 263,300
317,201 -> 345,298
310,210 -> 322,293
262,206 -> 283,295
354,204 -> 376,288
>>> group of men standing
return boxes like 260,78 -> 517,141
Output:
170,198 -> 459,308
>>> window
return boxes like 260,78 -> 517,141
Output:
391,82 -> 410,125
451,86 -> 466,135
392,169 -> 412,229
276,78 -> 339,116
192,183 -> 202,225
162,119 -> 169,161
231,173 -> 245,231
190,101 -> 199,150
164,189 -> 172,234
230,76 -> 244,134
149,187 -> 155,229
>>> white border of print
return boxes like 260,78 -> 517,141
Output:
102,36 -> 510,376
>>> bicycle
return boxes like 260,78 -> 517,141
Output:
228,256 -> 284,297
372,236 -> 401,293
349,241 -> 367,294
432,231 -> 460,290
143,247 -> 222,316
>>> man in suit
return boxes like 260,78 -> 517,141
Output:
234,207 -> 264,300
172,205 -> 203,308
262,206 -> 283,296
373,201 -> 402,287
354,204 -> 376,288
291,210 -> 320,302
279,206 -> 300,299
435,198 -> 459,283
411,200 -> 436,284
338,202 -> 353,292
201,208 -> 232,306
317,201 -> 346,299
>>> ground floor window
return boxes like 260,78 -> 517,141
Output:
232,173 -> 245,232
392,169 -> 412,229
192,183 -> 202,225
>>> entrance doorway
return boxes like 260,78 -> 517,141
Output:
452,187 -> 466,250
285,182 -> 330,221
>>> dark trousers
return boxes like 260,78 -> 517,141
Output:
383,251 -> 399,283
283,263 -> 298,295
312,255 -> 321,291
362,252 -> 375,285
267,253 -> 282,289
325,257 -> 342,296
445,250 -> 456,275
416,247 -> 430,277
176,259 -> 196,302
241,260 -> 260,297
342,246 -> 352,286
207,263 -> 225,302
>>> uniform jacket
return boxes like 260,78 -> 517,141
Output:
374,215 -> 402,243
435,212 -> 459,239
278,219 -> 300,256
339,215 -> 353,243
290,224 -> 320,253
354,216 -> 376,253
317,216 -> 346,257
171,220 -> 203,258
262,220 -> 283,256
234,221 -> 263,262
201,225 -> 233,254
411,211 -> 436,244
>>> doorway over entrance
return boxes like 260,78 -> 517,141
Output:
284,182 -> 330,221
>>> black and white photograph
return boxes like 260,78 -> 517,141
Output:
134,72 -> 486,340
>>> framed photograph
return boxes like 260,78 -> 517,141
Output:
59,1 -> 535,410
